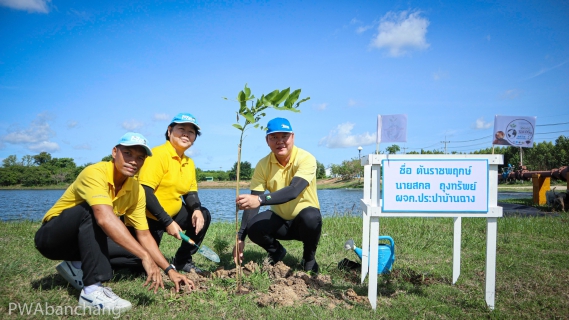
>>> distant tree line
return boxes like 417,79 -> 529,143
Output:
0,152 -> 86,187
0,155 -> 327,187
2,136 -> 565,187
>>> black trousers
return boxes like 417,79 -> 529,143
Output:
246,206 -> 322,262
34,202 -> 112,286
108,206 -> 211,270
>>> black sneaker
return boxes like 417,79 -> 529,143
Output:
267,246 -> 287,266
173,258 -> 203,273
302,259 -> 319,274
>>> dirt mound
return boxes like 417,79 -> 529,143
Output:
172,261 -> 367,309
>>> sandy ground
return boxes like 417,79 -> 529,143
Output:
171,260 -> 368,308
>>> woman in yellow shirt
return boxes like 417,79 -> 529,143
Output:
109,113 -> 210,273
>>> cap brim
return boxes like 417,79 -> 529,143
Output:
172,121 -> 201,131
119,143 -> 152,156
266,130 -> 293,135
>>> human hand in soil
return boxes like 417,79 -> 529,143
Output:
166,221 -> 183,240
236,194 -> 261,210
233,240 -> 245,264
142,258 -> 164,293
167,269 -> 195,292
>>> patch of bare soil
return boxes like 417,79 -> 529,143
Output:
167,260 -> 368,309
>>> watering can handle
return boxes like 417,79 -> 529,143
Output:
378,235 -> 394,247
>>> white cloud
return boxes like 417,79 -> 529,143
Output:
28,141 -> 59,152
73,143 -> 91,150
318,122 -> 376,148
122,119 -> 144,130
432,70 -> 449,81
153,113 -> 170,121
348,99 -> 358,107
0,0 -> 51,13
370,10 -> 430,57
0,112 -> 60,152
2,112 -> 55,144
67,120 -> 78,129
185,148 -> 198,157
525,60 -> 569,80
472,117 -> 492,130
356,25 -> 373,34
500,89 -> 521,100
315,103 -> 328,111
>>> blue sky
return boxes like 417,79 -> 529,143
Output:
1,0 -> 568,170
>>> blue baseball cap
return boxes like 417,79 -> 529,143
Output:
266,118 -> 293,135
171,112 -> 201,130
117,132 -> 152,156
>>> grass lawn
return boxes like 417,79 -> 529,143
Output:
1,200 -> 568,319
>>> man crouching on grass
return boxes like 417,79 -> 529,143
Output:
34,132 -> 194,313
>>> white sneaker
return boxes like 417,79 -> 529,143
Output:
78,286 -> 132,312
55,261 -> 83,290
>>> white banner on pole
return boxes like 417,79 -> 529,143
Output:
493,115 -> 536,148
377,114 -> 407,143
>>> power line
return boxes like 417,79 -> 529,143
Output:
535,129 -> 569,134
409,142 -> 440,151
446,141 -> 491,149
536,135 -> 567,140
450,135 -> 492,143
401,128 -> 567,151
536,121 -> 569,126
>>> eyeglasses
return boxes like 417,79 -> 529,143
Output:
268,133 -> 291,142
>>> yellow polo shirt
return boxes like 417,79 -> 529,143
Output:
137,141 -> 198,220
250,146 -> 319,220
42,161 -> 148,230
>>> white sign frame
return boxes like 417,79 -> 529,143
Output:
359,154 -> 503,311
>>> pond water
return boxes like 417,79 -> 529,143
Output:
0,189 -> 532,222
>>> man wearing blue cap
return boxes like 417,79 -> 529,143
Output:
34,132 -> 194,314
108,113 -> 211,273
233,117 -> 322,273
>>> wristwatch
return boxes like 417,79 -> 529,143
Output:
258,196 -> 263,205
164,264 -> 176,274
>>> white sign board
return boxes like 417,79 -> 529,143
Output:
493,115 -> 536,147
381,159 -> 489,213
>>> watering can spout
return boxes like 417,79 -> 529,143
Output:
354,246 -> 363,260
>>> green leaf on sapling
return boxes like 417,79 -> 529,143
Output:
272,88 -> 290,106
241,112 -> 255,123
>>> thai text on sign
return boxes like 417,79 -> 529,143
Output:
381,159 -> 489,213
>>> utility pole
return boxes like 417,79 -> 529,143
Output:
440,137 -> 450,154
401,146 -> 408,154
